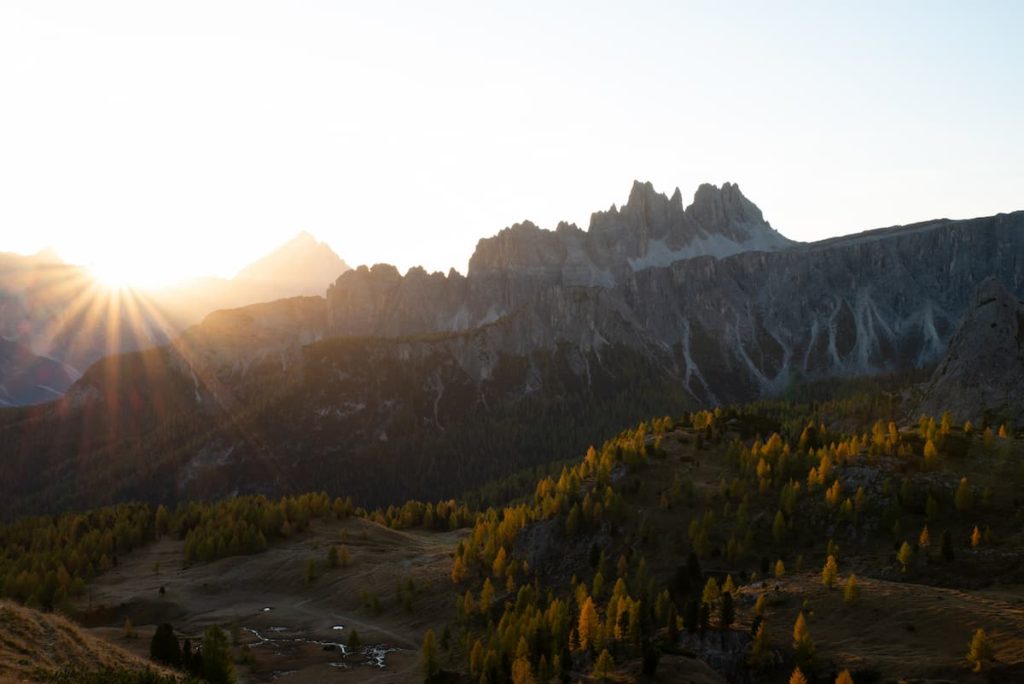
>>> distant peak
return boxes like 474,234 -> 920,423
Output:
289,230 -> 320,245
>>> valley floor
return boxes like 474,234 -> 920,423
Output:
75,518 -> 465,683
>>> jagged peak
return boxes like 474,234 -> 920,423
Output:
686,181 -> 767,230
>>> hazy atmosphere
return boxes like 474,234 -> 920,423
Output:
1,4 -> 1023,684
2,1 -> 1022,283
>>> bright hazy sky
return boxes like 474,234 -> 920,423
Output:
2,1 -> 1022,286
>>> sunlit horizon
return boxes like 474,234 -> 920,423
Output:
2,1 -> 1023,286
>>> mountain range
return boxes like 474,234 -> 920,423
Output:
0,232 -> 348,406
0,180 -> 1021,516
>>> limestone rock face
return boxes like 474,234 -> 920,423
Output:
327,181 -> 794,341
917,278 -> 1024,425
326,178 -> 1024,407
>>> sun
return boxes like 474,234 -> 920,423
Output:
88,258 -> 181,290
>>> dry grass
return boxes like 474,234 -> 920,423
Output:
738,571 -> 1024,681
0,600 -> 173,683
76,516 -> 466,683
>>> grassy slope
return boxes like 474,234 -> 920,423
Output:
77,517 -> 466,683
0,600 -> 176,684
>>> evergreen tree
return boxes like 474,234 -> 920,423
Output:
149,623 -> 181,668
202,626 -> 236,684
347,629 -> 361,652
897,541 -> 913,573
666,602 -> 680,643
966,628 -> 992,672
822,555 -> 838,588
683,599 -> 699,633
420,629 -> 439,680
792,612 -> 814,666
954,477 -> 973,512
701,577 -> 720,605
843,573 -> 860,605
327,545 -> 339,568
836,669 -> 854,684
790,667 -> 808,684
719,591 -> 735,628
592,649 -> 614,683
578,597 -> 600,652
750,620 -> 769,667
772,511 -> 786,543
940,529 -> 955,562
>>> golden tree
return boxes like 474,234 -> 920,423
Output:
822,555 -> 839,588
578,597 -> 600,652
897,542 -> 913,573
966,628 -> 992,672
793,612 -> 814,665
843,573 -> 860,605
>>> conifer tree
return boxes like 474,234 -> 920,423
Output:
327,545 -> 339,569
592,649 -> 614,682
578,597 -> 600,652
421,629 -> 439,680
955,477 -> 973,512
843,573 -> 860,605
719,591 -> 735,628
202,626 -> 236,684
772,511 -> 786,543
774,559 -> 786,578
750,620 -> 769,667
793,612 -> 814,665
898,542 -> 913,573
835,670 -> 854,684
966,628 -> 992,672
702,577 -> 720,605
790,667 -> 808,684
149,623 -> 181,667
822,555 -> 838,588
940,529 -> 955,561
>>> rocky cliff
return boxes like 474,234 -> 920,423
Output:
327,181 -> 1024,405
917,277 -> 1024,426
2,180 -> 1021,515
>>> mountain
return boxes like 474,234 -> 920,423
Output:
0,233 -> 348,406
326,182 -> 791,338
0,338 -> 78,407
326,183 -> 1023,404
233,230 -> 349,294
1,180 -> 1021,517
917,277 -> 1024,426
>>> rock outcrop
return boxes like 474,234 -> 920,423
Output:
327,181 -> 1024,406
917,277 -> 1024,425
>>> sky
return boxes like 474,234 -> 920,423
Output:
1,1 -> 1022,286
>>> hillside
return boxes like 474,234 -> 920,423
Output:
0,600 -> 178,683
0,233 -> 349,406
1,182 -> 1022,516
1,393 -> 1022,682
